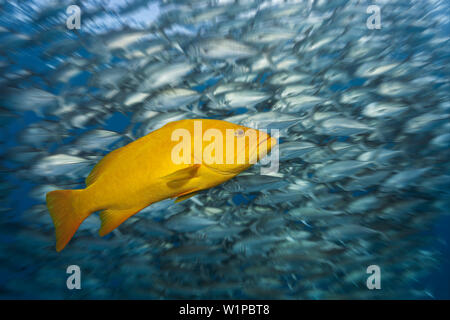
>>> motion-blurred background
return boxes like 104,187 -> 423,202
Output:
0,0 -> 449,299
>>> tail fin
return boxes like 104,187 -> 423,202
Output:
46,189 -> 89,252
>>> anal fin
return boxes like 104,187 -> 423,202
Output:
99,207 -> 141,237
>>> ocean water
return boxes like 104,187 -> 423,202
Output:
0,0 -> 449,299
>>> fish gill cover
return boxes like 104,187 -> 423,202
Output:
0,0 -> 449,299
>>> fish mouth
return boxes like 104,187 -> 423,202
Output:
258,137 -> 268,146
201,137 -> 274,177
245,135 -> 275,164
256,136 -> 276,155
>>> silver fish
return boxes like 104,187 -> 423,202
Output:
363,102 -> 408,118
138,61 -> 194,91
223,174 -> 289,193
31,154 -> 93,178
165,214 -> 217,232
215,90 -> 271,110
1,0 -> 448,300
381,168 -> 431,191
144,88 -> 200,111
188,38 -> 257,60
313,160 -> 374,183
316,117 -> 374,136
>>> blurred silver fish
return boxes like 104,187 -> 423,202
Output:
144,88 -> 200,111
223,174 -> 289,193
31,154 -> 93,178
188,38 -> 257,60
1,0 -> 448,301
165,214 -> 217,233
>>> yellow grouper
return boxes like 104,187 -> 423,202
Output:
46,119 -> 276,251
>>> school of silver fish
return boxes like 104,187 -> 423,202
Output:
0,0 -> 449,299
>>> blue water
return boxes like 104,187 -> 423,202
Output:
1,0 -> 449,299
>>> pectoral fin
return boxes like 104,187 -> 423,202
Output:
99,207 -> 141,237
163,164 -> 201,188
175,191 -> 199,203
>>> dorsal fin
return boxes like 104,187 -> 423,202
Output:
85,147 -> 125,186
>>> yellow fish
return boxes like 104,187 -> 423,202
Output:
46,119 -> 276,251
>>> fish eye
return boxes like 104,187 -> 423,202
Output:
235,129 -> 245,137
